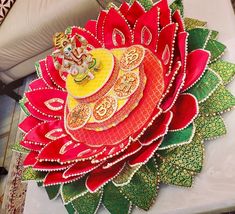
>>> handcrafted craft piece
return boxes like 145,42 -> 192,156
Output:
14,0 -> 235,213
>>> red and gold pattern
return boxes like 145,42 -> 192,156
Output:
19,0 -> 210,196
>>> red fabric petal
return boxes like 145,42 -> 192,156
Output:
25,102 -> 56,122
129,138 -> 162,166
20,141 -> 43,151
71,27 -> 102,49
39,60 -> 56,88
46,56 -> 66,89
172,10 -> 184,33
157,23 -> 177,75
125,1 -> 145,27
133,4 -> 159,52
155,0 -> 171,27
44,171 -> 81,186
96,10 -> 107,42
29,78 -> 48,91
119,2 -> 130,17
63,161 -> 102,178
169,93 -> 198,131
33,161 -> 70,171
18,116 -> 41,133
177,32 -> 188,74
163,60 -> 181,93
139,111 -> 173,145
23,120 -> 65,145
85,20 -> 97,35
102,141 -> 142,169
160,71 -> 186,111
182,49 -> 210,91
103,8 -> 132,48
37,136 -> 104,163
23,151 -> 38,167
92,139 -> 130,163
68,50 -> 164,146
86,161 -> 125,192
25,88 -> 67,117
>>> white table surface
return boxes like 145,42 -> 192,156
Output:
24,0 -> 235,213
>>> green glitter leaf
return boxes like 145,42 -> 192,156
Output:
19,96 -> 30,116
157,158 -> 193,187
37,181 -> 43,187
195,115 -> 226,140
12,141 -> 29,153
119,163 -> 159,211
170,0 -> 184,17
205,39 -> 226,63
145,157 -> 158,174
22,167 -> 46,181
184,17 -> 207,31
210,30 -> 219,40
209,60 -> 235,85
113,164 -> 141,187
62,177 -> 88,204
158,134 -> 204,173
188,28 -> 210,52
130,0 -> 153,11
187,69 -> 221,102
65,203 -> 76,214
72,190 -> 102,214
35,61 -> 41,78
160,123 -> 195,150
65,26 -> 72,35
45,185 -> 60,200
199,85 -> 235,115
103,182 -> 131,214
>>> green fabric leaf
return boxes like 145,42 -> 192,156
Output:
103,182 -> 131,214
157,134 -> 204,173
119,163 -> 159,211
19,96 -> 30,116
199,85 -> 235,115
188,28 -> 210,52
194,115 -> 226,140
12,141 -> 29,153
205,39 -> 226,63
72,190 -> 102,214
45,184 -> 61,200
65,203 -> 76,214
130,0 -> 153,10
187,69 -> 221,102
61,177 -> 88,204
170,0 -> 184,17
113,164 -> 141,187
22,167 -> 46,181
157,158 -> 193,187
160,123 -> 195,150
209,60 -> 235,85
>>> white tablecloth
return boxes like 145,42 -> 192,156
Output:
24,0 -> 235,213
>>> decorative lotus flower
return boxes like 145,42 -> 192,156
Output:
15,0 -> 235,213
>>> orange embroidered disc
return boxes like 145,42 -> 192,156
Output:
120,45 -> 145,71
93,96 -> 117,122
67,103 -> 91,129
114,72 -> 139,98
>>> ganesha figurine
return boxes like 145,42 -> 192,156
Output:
52,32 -> 100,84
